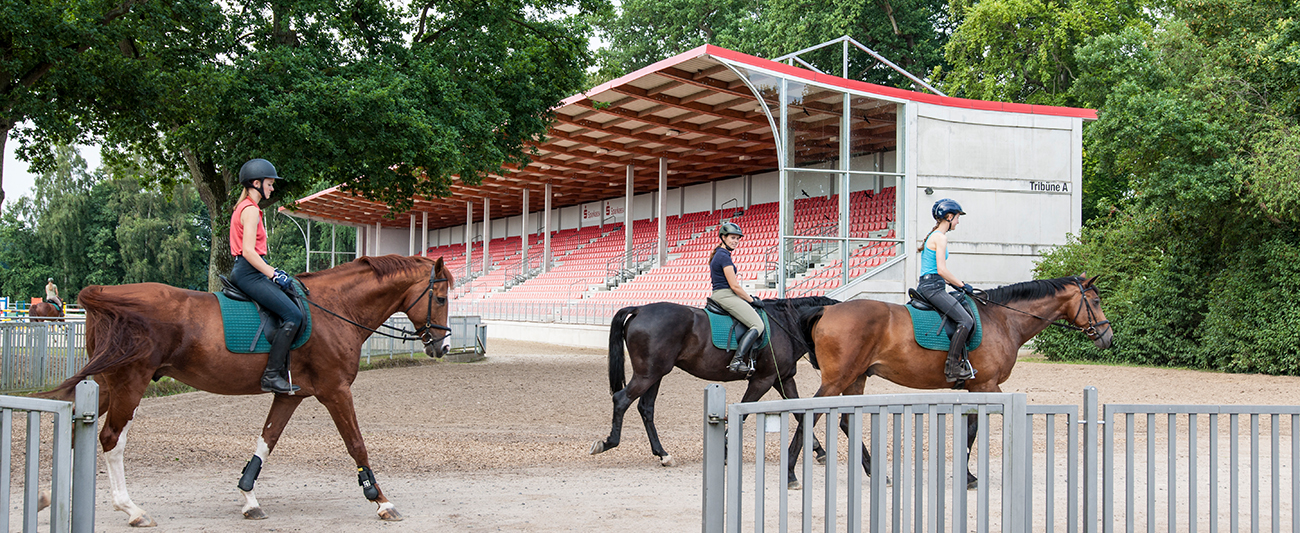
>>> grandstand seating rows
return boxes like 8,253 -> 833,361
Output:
425,188 -> 896,307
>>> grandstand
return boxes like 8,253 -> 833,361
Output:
445,188 -> 896,320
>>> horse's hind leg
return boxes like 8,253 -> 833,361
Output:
590,374 -> 660,458
965,412 -> 978,490
774,374 -> 826,464
238,394 -> 305,520
636,381 -> 674,466
316,387 -> 402,521
98,372 -> 156,527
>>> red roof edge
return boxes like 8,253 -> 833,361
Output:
700,45 -> 1098,120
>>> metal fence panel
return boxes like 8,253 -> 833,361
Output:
0,320 -> 87,393
0,380 -> 98,533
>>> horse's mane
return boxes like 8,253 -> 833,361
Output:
298,254 -> 452,285
760,296 -> 840,355
981,276 -> 1082,304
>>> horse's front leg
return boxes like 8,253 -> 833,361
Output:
98,372 -> 156,527
239,393 -> 305,520
965,412 -> 978,490
316,386 -> 402,521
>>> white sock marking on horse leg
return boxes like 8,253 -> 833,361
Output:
104,420 -> 149,524
241,437 -> 270,515
377,501 -> 396,516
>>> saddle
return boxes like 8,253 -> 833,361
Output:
216,275 -> 312,354
703,298 -> 771,352
904,288 -> 982,352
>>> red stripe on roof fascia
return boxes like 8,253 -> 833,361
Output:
701,45 -> 1097,120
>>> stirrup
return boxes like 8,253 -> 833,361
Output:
261,374 -> 300,395
945,359 -> 976,382
727,355 -> 753,374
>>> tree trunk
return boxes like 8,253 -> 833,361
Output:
183,147 -> 233,291
0,123 -> 10,212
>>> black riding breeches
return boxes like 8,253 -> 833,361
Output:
917,274 -> 974,331
230,256 -> 303,331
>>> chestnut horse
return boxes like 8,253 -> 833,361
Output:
790,274 -> 1112,489
29,301 -> 63,320
40,255 -> 453,526
590,297 -> 835,486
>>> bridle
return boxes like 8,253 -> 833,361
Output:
301,264 -> 452,348
967,279 -> 1111,341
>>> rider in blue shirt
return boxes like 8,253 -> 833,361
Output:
710,222 -> 764,373
917,199 -> 976,382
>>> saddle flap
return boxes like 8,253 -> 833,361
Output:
220,275 -> 253,302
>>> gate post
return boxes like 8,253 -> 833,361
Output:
1004,393 -> 1028,533
72,380 -> 98,533
702,384 -> 726,533
1082,386 -> 1099,533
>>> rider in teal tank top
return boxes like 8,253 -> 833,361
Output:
917,198 -> 977,383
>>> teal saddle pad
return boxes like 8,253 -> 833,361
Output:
705,309 -> 771,351
215,282 -> 312,354
905,297 -> 982,352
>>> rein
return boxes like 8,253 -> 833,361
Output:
966,279 -> 1111,341
299,265 -> 452,346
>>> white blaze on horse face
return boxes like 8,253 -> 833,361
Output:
440,334 -> 451,355
105,419 -> 151,525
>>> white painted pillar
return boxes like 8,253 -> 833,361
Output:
657,158 -> 667,266
408,214 -> 416,256
465,200 -> 473,280
356,226 -> 363,258
373,221 -> 381,256
625,165 -> 634,270
482,198 -> 490,276
305,219 -> 311,272
543,182 -> 552,273
421,211 -> 429,257
521,188 -> 530,269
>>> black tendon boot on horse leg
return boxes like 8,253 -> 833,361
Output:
262,321 -> 301,394
943,324 -> 975,383
728,327 -> 761,373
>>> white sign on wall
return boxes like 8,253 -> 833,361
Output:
603,200 -> 625,223
1028,181 -> 1070,193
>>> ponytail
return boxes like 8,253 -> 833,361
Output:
236,187 -> 250,206
917,223 -> 940,252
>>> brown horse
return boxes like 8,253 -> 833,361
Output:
790,274 -> 1112,489
29,301 -> 63,320
39,255 -> 453,526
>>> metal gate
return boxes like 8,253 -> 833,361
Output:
702,386 -> 1300,532
1,380 -> 99,533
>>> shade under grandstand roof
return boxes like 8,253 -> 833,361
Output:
284,45 -> 1096,229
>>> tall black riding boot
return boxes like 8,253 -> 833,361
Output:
261,322 -> 301,394
728,327 -> 762,374
944,325 -> 976,382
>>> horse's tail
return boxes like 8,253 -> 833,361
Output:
37,285 -> 157,400
608,306 -> 639,394
798,305 -> 826,370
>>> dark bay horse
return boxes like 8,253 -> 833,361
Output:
791,275 -> 1113,489
30,301 -> 63,320
590,297 -> 836,485
39,255 -> 453,526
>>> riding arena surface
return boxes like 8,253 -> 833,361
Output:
10,339 -> 1300,531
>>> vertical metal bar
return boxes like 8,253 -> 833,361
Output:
1085,387 -> 1099,533
702,384 -> 726,533
978,406 -> 989,533
624,165 -> 633,270
421,211 -> 428,258
1210,414 -> 1218,533
928,405 -> 939,533
1,408 -> 10,533
1271,414 -> 1279,533
51,403 -> 72,533
915,411 -> 924,533
1027,413 -> 1035,531
803,410 -> 813,533
1007,395 -> 1029,533
482,198 -> 490,277
1231,414 -> 1239,533
872,407 -> 886,533
543,182 -> 553,273
892,411 -> 901,533
954,406 -> 968,533
24,411 -> 41,532
330,224 -> 337,267
937,410 -> 947,533
1188,414 -> 1197,533
657,158 -> 668,266
1048,415 -> 1056,533
727,407 -> 744,533
1068,408 -> 1078,533
1168,413 -> 1176,532
824,409 -> 838,533
780,413 -> 789,533
901,407 -> 914,533
846,409 -> 861,533
1252,414 -> 1259,533
756,413 -> 766,533
1293,414 -> 1298,533
1147,413 -> 1155,533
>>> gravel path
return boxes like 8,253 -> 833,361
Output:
8,339 -> 1299,531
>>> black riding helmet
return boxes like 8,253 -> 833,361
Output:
931,198 -> 965,220
718,222 -> 743,239
238,159 -> 284,200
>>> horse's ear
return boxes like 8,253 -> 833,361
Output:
434,256 -> 445,273
1084,274 -> 1100,287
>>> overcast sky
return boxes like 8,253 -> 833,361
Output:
3,134 -> 101,206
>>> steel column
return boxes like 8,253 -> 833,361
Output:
483,198 -> 490,276
657,158 -> 668,267
543,183 -> 552,273
625,165 -> 634,270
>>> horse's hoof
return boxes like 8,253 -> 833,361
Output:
815,453 -> 827,466
128,514 -> 157,527
37,490 -> 50,511
589,441 -> 606,455
243,507 -> 267,520
377,504 -> 403,521
967,479 -> 978,491
659,454 -> 675,467
788,480 -> 802,491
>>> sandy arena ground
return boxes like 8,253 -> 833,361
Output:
9,338 -> 1300,531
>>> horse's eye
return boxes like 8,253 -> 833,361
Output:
436,296 -> 447,306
